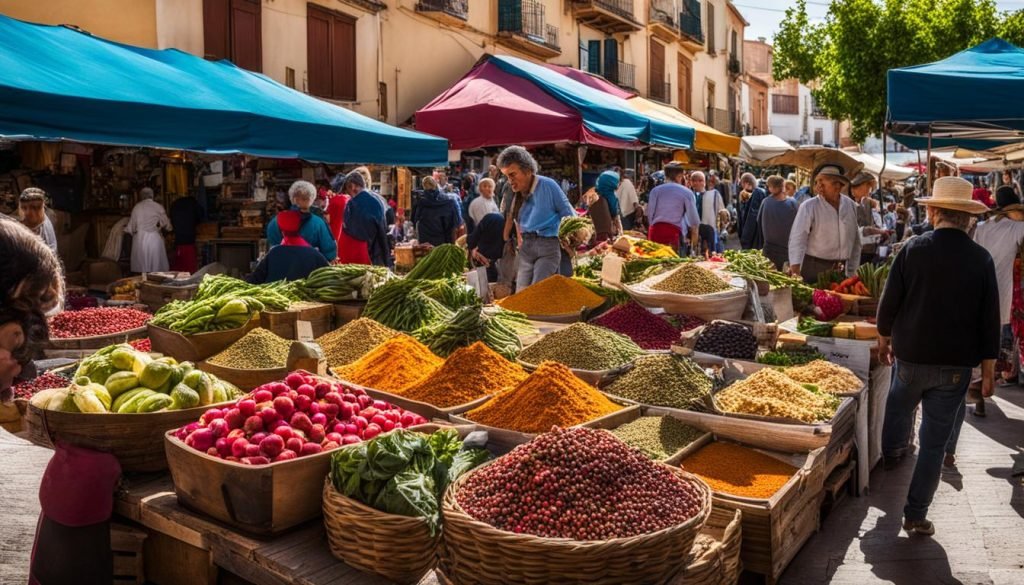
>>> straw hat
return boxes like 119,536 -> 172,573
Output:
915,176 -> 989,214
812,164 -> 850,185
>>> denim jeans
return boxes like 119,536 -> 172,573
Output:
516,235 -> 561,291
881,360 -> 971,521
945,396 -> 967,456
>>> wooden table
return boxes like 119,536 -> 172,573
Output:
115,474 -> 434,585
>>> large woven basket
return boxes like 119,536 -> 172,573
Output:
322,476 -> 439,585
673,507 -> 743,585
438,465 -> 711,585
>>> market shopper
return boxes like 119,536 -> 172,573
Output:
616,168 -> 641,231
498,145 -> 576,290
468,178 -> 500,227
17,188 -> 58,255
467,212 -> 506,283
850,172 -> 888,264
759,175 -> 800,271
784,179 -> 798,200
266,181 -> 337,262
412,176 -> 462,246
342,171 -> 391,267
169,194 -> 203,273
247,211 -> 329,284
738,173 -> 767,249
788,165 -> 861,284
877,176 -> 999,536
589,170 -> 623,242
646,162 -> 700,253
125,187 -> 171,273
690,171 -> 725,253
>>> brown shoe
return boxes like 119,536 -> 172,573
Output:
903,519 -> 935,536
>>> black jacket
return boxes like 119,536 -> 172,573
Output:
412,189 -> 462,246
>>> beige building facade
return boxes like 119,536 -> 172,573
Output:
0,0 -> 749,133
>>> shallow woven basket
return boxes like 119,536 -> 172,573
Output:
672,507 -> 743,585
437,464 -> 711,585
322,476 -> 440,585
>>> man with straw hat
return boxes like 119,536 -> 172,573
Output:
877,176 -> 1000,536
787,164 -> 861,284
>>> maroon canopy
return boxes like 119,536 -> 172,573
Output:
414,59 -> 637,151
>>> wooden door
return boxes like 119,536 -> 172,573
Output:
230,0 -> 262,72
330,13 -> 356,101
677,56 -> 692,114
649,39 -> 665,100
307,7 -> 332,98
203,0 -> 229,61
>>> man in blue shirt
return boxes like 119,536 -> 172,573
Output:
646,162 -> 700,253
498,145 -> 576,290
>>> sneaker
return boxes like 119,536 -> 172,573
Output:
903,519 -> 935,536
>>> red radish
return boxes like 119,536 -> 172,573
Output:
290,412 -> 313,434
224,408 -> 245,430
344,423 -> 359,435
238,399 -> 258,417
357,395 -> 372,409
201,409 -> 224,424
400,413 -> 417,427
311,413 -> 328,427
320,403 -> 339,419
206,447 -> 219,457
300,442 -> 322,456
385,410 -> 401,422
341,393 -> 357,403
268,419 -> 290,432
241,456 -> 270,465
321,441 -> 340,450
352,416 -> 368,430
307,402 -> 321,415
370,414 -> 388,428
372,400 -> 388,410
231,438 -> 249,458
245,443 -> 262,457
259,407 -> 280,425
332,422 -> 346,435
273,450 -> 297,462
187,429 -> 215,452
250,432 -> 268,444
297,384 -> 316,399
314,382 -> 331,399
342,434 -> 361,445
252,390 -> 273,403
273,396 -> 295,419
273,426 -> 294,441
382,419 -> 396,432
324,392 -> 343,405
363,423 -> 382,440
326,432 -> 343,444
309,424 -> 326,444
215,437 -> 233,458
259,434 -> 285,458
286,437 -> 303,453
227,429 -> 246,441
361,407 -> 379,420
285,373 -> 305,389
339,402 -> 355,420
208,419 -> 229,438
244,415 -> 264,434
294,395 -> 313,412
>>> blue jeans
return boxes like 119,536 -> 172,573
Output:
516,235 -> 561,291
881,360 -> 971,521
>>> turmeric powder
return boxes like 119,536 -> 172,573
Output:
396,341 -> 527,408
465,361 -> 622,433
681,441 -> 798,499
496,275 -> 604,315
334,334 -> 443,393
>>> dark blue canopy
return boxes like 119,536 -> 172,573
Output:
887,38 -> 1024,150
0,14 -> 448,165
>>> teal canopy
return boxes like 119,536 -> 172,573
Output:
0,14 -> 448,166
489,55 -> 695,150
887,39 -> 1024,150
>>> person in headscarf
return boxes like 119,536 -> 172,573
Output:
125,187 -> 170,273
18,188 -> 58,254
341,172 -> 392,267
247,211 -> 329,284
266,181 -> 337,262
588,170 -> 622,242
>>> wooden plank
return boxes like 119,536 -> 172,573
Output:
144,531 -> 217,585
213,546 -> 288,585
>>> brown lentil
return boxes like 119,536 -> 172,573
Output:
208,328 -> 291,370
609,416 -> 705,460
316,318 -> 399,368
651,264 -> 731,295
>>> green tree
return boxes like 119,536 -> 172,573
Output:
773,0 -> 1012,143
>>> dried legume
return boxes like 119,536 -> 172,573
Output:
11,372 -> 71,401
714,368 -> 840,423
605,354 -> 713,410
783,360 -> 863,394
589,302 -> 680,349
518,322 -> 643,371
651,264 -> 731,295
316,318 -> 399,368
694,321 -> 758,360
49,307 -> 151,339
497,275 -> 604,315
208,328 -> 292,370
609,416 -> 704,460
681,441 -> 798,499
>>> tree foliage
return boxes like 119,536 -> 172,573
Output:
773,0 -> 1018,143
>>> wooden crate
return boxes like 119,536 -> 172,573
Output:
260,308 -> 298,340
139,281 -> 197,313
681,437 -> 826,584
45,325 -> 148,351
148,319 -> 257,363
332,301 -> 366,326
294,302 -> 333,339
197,361 -> 288,391
111,523 -> 147,585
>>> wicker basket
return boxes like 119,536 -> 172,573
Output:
322,476 -> 439,584
438,465 -> 712,585
673,507 -> 743,585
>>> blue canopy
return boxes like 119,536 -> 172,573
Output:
0,14 -> 448,166
887,39 -> 1024,150
490,56 -> 695,150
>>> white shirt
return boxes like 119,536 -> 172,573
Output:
468,196 -> 499,226
616,178 -> 639,216
974,218 -> 1024,324
696,189 -> 724,227
125,199 -> 170,235
788,195 -> 861,276
28,216 -> 58,254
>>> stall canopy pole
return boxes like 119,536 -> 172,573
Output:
926,124 -> 933,194
879,128 -> 888,202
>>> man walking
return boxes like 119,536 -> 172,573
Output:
788,165 -> 861,284
849,172 -> 887,265
615,168 -> 641,231
759,175 -> 800,270
690,171 -> 725,253
646,162 -> 700,253
498,145 -> 575,290
738,173 -> 767,249
877,176 -> 999,536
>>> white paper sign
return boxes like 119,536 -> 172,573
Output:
296,320 -> 314,342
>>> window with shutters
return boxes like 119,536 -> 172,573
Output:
706,3 -> 716,55
307,5 -> 357,101
649,39 -> 667,103
203,0 -> 262,72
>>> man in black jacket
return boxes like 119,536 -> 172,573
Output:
877,176 -> 999,537
737,172 -> 766,249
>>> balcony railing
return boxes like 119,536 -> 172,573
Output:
590,0 -> 634,20
650,80 -> 671,103
706,107 -> 738,134
728,55 -> 742,76
772,94 -> 799,115
498,0 -> 561,53
606,60 -> 635,89
415,0 -> 468,22
679,0 -> 703,45
571,0 -> 641,34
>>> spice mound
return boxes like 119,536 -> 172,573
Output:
335,334 -> 443,393
605,354 -> 712,411
784,360 -> 863,394
397,341 -> 527,408
208,328 -> 292,370
49,307 -> 152,339
456,427 -> 704,540
715,368 -> 840,423
496,275 -> 604,316
518,322 -> 644,371
609,416 -> 705,460
681,442 -> 798,499
694,321 -> 758,360
651,264 -> 732,295
465,361 -> 622,433
588,301 -> 680,350
316,318 -> 399,368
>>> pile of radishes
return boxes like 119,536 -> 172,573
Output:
174,371 -> 429,465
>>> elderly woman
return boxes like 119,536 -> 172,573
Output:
18,188 -> 58,254
125,187 -> 170,273
267,180 -> 337,262
588,170 -> 622,242
468,177 -> 500,227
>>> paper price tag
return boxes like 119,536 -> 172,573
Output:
296,320 -> 314,343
